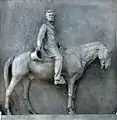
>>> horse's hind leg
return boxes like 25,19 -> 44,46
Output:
5,77 -> 20,115
23,77 -> 36,114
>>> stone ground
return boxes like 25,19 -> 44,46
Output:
1,115 -> 117,120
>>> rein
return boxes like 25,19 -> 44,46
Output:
68,48 -> 99,67
68,49 -> 87,63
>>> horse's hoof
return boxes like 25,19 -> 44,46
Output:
68,110 -> 75,115
7,110 -> 12,115
7,112 -> 11,115
29,109 -> 37,114
67,107 -> 75,115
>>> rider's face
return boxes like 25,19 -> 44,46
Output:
46,12 -> 55,22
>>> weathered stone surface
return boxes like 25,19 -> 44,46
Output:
0,0 -> 117,114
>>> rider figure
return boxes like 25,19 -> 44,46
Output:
31,9 -> 66,85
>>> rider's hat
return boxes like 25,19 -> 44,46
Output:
45,9 -> 55,15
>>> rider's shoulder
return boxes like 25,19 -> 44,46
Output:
41,24 -> 47,29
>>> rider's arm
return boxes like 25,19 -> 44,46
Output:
37,24 -> 47,50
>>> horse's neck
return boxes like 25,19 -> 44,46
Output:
80,42 -> 103,65
82,48 -> 98,65
65,42 -> 104,66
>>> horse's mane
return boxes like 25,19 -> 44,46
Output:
66,42 -> 103,53
79,42 -> 102,48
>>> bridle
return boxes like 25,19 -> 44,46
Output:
68,48 -> 100,67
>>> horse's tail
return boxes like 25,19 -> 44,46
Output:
4,56 -> 15,90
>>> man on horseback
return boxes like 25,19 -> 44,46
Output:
31,9 -> 66,85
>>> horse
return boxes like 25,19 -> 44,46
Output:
3,42 -> 111,115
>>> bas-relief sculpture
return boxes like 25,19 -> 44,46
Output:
3,10 -> 112,115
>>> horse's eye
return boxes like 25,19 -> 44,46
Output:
105,54 -> 109,59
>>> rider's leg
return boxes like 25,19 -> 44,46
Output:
54,54 -> 66,85
48,46 -> 66,85
54,56 -> 62,80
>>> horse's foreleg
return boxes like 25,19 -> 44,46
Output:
23,78 -> 36,114
23,79 -> 31,100
67,75 -> 76,115
72,83 -> 77,110
5,77 -> 20,115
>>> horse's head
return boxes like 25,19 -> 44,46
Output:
98,46 -> 112,70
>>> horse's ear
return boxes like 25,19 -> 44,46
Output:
106,43 -> 112,55
103,43 -> 112,54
